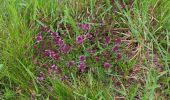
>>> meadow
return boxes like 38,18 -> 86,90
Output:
0,0 -> 170,99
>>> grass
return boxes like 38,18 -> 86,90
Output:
0,0 -> 170,99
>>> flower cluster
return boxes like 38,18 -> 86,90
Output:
33,24 -> 124,81
79,55 -> 86,72
78,23 -> 90,31
112,38 -> 122,60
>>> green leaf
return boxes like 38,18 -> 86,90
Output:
0,64 -> 3,70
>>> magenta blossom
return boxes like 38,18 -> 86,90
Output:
50,64 -> 58,74
87,49 -> 96,54
112,45 -> 119,52
50,32 -> 58,37
51,64 -> 58,71
44,50 -> 55,57
79,62 -> 86,72
114,38 -> 121,45
86,33 -> 93,39
78,23 -> 90,31
37,72 -> 45,81
56,38 -> 65,47
51,64 -> 57,70
44,50 -> 60,60
76,35 -> 85,44
79,55 -> 86,61
36,33 -> 42,43
105,36 -> 111,44
95,56 -> 100,62
60,44 -> 71,54
104,62 -> 112,69
53,53 -> 60,61
68,61 -> 75,67
54,37 -> 65,47
117,53 -> 122,60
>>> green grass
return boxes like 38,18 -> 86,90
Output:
0,0 -> 170,99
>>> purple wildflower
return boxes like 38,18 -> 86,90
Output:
79,55 -> 86,61
51,32 -> 58,37
54,37 -> 65,47
76,35 -> 85,44
57,39 -> 65,47
37,72 -> 45,81
54,36 -> 60,43
60,44 -> 71,54
114,38 -> 121,45
86,33 -> 93,39
44,50 -> 50,56
44,50 -> 55,57
44,50 -> 60,60
68,61 -> 75,67
58,40 -> 65,47
79,23 -> 90,31
53,53 -> 60,61
104,62 -> 111,69
79,62 -> 86,72
117,53 -> 122,60
87,49 -> 96,54
112,45 -> 119,52
36,33 -> 42,43
95,56 -> 100,62
105,36 -> 111,44
51,64 -> 57,69
50,64 -> 58,74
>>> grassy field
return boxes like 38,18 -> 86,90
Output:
0,0 -> 170,99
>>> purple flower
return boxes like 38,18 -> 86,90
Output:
44,50 -> 60,60
104,62 -> 111,69
51,32 -> 58,37
44,50 -> 54,57
44,50 -> 51,56
105,36 -> 111,44
117,53 -> 122,60
76,35 -> 85,44
68,61 -> 75,67
79,62 -> 86,72
51,64 -> 58,70
36,33 -> 42,43
95,56 -> 100,62
37,72 -> 45,81
78,23 -> 90,31
60,44 -> 71,54
86,33 -> 93,39
51,64 -> 56,69
79,55 -> 86,61
54,36 -> 60,43
54,37 -> 65,47
112,45 -> 119,52
53,53 -> 60,61
114,38 -> 121,45
58,40 -> 65,47
87,49 -> 96,54
50,64 -> 58,74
